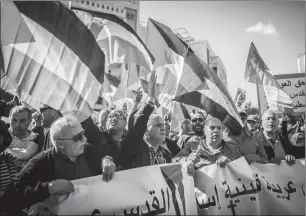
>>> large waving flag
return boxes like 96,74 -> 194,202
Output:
244,42 -> 293,111
1,1 -> 105,117
143,18 -> 243,135
173,49 -> 243,135
73,9 -> 155,72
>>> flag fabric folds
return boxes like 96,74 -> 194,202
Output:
1,1 -> 105,117
244,42 -> 293,111
73,9 -> 155,72
144,18 -> 243,135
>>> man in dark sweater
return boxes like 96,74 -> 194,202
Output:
0,116 -> 116,214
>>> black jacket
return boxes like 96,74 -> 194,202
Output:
0,144 -> 102,212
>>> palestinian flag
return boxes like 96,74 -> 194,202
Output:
244,42 -> 293,111
144,18 -> 243,135
0,1 -> 105,116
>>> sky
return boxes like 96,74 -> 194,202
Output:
139,1 -> 305,107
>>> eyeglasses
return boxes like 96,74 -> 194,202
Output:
108,113 -> 125,121
153,123 -> 165,128
247,120 -> 256,124
39,107 -> 52,113
57,131 -> 85,142
191,118 -> 205,123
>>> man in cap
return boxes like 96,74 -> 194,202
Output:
245,114 -> 259,135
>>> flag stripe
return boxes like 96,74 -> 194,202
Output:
74,8 -> 154,64
1,1 -> 35,45
1,49 -> 95,113
3,14 -> 101,106
244,42 -> 293,110
97,36 -> 153,70
14,1 -> 105,83
149,19 -> 188,57
175,91 -> 242,135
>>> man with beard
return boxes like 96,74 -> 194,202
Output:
173,118 -> 241,173
32,104 -> 62,153
176,113 -> 206,149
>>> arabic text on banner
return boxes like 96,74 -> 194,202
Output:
42,163 -> 198,215
195,157 -> 305,215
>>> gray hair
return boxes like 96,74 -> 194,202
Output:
49,116 -> 79,148
204,117 -> 222,129
261,109 -> 276,120
9,105 -> 32,120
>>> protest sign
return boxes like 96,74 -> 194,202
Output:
258,73 -> 305,114
41,163 -> 197,215
194,157 -> 305,215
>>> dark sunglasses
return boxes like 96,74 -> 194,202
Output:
108,113 -> 126,121
57,131 -> 85,142
191,118 -> 204,123
247,120 -> 256,124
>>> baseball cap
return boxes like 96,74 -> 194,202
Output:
247,115 -> 259,122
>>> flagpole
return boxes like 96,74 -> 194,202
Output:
256,83 -> 262,116
125,63 -> 131,99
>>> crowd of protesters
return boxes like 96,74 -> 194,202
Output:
0,71 -> 305,215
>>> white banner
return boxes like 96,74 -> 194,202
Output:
41,163 -> 197,215
195,157 -> 305,215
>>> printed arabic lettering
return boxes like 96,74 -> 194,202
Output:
283,181 -> 297,201
122,188 -> 168,216
226,181 -> 260,199
227,199 -> 237,216
281,80 -> 291,88
293,101 -> 305,109
295,80 -> 305,88
196,195 -> 216,209
271,184 -> 283,194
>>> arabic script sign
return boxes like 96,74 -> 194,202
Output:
42,163 -> 197,215
195,157 -> 305,215
258,73 -> 305,113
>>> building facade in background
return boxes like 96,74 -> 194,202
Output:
175,29 -> 228,88
62,1 -> 140,110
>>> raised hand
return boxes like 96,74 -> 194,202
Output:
102,156 -> 116,182
147,70 -> 158,103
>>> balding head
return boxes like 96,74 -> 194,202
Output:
204,117 -> 223,148
261,109 -> 278,133
50,116 -> 86,158
179,118 -> 192,134
146,114 -> 165,145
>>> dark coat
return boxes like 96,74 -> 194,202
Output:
255,120 -> 293,161
124,103 -> 181,169
127,138 -> 181,169
0,143 -> 102,213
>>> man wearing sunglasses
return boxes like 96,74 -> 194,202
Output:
176,113 -> 206,150
0,116 -> 116,213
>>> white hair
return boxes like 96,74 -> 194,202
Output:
49,116 -> 79,148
